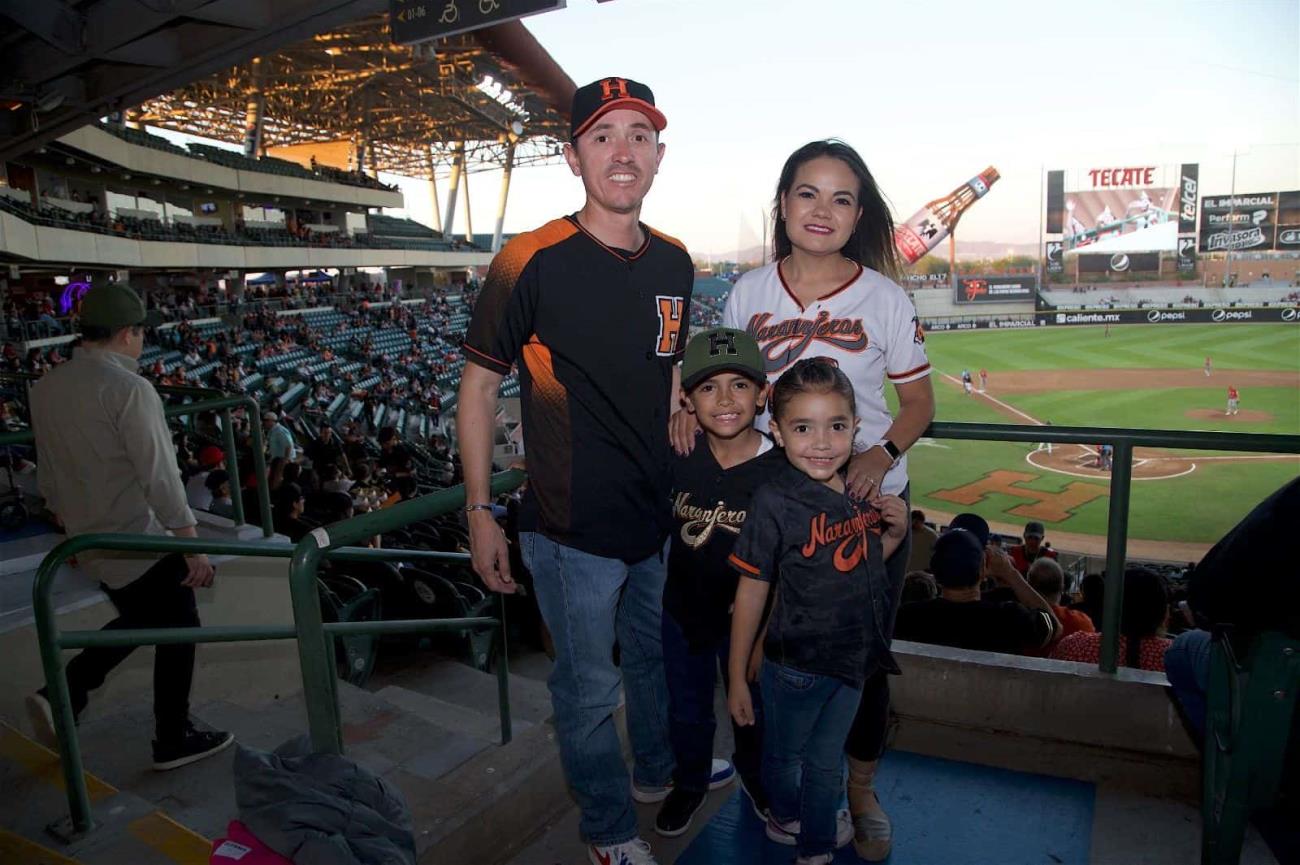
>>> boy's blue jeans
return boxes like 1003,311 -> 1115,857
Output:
521,532 -> 674,846
761,661 -> 863,857
661,609 -> 763,794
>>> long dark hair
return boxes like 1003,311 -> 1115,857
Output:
770,357 -> 856,422
1121,567 -> 1169,668
771,139 -> 901,280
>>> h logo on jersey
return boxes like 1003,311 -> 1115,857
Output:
655,296 -> 684,356
600,78 -> 630,101
708,330 -> 738,357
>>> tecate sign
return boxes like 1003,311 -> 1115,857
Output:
1279,229 -> 1300,246
1146,309 -> 1187,322
1211,309 -> 1254,322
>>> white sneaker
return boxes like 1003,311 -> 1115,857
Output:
766,810 -> 853,848
588,837 -> 658,865
631,758 -> 734,803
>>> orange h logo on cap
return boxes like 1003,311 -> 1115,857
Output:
600,78 -> 629,101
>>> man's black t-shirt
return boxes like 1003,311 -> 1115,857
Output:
894,597 -> 1053,654
729,461 -> 897,686
463,215 -> 693,562
307,436 -> 345,470
664,437 -> 784,650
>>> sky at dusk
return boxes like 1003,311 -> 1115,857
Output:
385,0 -> 1299,259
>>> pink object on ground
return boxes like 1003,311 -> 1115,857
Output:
210,820 -> 293,864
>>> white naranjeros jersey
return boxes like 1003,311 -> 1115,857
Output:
722,260 -> 930,495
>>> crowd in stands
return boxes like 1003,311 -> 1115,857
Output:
0,192 -> 477,254
897,510 -> 1182,672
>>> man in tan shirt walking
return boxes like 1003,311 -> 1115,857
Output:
27,283 -> 233,770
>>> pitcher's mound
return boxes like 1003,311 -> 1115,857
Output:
1184,408 -> 1274,423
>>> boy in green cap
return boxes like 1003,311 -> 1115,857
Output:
654,326 -> 783,837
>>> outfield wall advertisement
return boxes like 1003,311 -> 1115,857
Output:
1198,191 -> 1300,252
1034,307 -> 1299,326
954,276 -> 1037,304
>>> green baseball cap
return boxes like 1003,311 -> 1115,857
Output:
681,327 -> 766,391
79,282 -> 159,328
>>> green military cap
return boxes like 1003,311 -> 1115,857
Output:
680,326 -> 767,391
79,282 -> 162,328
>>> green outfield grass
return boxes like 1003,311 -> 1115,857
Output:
920,323 -> 1300,373
887,323 -> 1299,547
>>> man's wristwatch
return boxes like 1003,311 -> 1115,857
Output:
874,438 -> 902,466
464,503 -> 494,514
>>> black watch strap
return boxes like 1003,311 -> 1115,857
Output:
881,439 -> 902,461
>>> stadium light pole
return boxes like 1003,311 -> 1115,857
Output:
1224,148 -> 1238,289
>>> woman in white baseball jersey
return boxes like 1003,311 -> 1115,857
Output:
670,139 -> 934,861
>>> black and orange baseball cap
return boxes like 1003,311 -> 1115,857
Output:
570,76 -> 667,140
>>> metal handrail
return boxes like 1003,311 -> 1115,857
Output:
927,421 -> 1299,673
287,469 -> 525,755
0,391 -> 272,537
32,473 -> 523,838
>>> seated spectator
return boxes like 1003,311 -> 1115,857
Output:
1023,558 -> 1094,658
895,529 -> 1060,654
263,411 -> 297,461
185,445 -> 225,511
1008,520 -> 1058,575
376,425 -> 410,474
906,509 -> 939,574
1070,573 -> 1106,627
205,470 -> 235,519
901,570 -> 938,606
272,482 -> 310,542
306,422 -> 347,473
1051,568 -> 1171,671
319,462 -> 355,495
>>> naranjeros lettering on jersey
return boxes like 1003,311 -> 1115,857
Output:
722,260 -> 931,496
664,442 -> 784,649
728,461 -> 898,686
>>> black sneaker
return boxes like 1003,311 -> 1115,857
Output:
654,788 -> 707,838
152,723 -> 234,771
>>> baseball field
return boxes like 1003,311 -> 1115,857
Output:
892,323 -> 1300,560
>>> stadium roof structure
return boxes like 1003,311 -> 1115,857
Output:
131,15 -> 575,179
0,1 -> 576,177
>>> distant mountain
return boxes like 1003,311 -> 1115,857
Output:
708,239 -> 1039,265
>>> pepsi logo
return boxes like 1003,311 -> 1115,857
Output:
1211,309 -> 1227,322
1147,309 -> 1162,322
1283,308 -> 1298,322
1110,254 -> 1130,272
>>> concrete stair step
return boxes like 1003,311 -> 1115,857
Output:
374,684 -> 533,742
372,654 -> 555,728
0,723 -> 210,865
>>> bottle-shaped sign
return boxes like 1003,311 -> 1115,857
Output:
893,167 -> 1001,264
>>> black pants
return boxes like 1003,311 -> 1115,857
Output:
845,485 -> 910,762
662,610 -> 763,794
63,554 -> 199,740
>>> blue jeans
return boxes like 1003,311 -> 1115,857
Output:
1165,628 -> 1213,741
661,610 -> 763,795
521,532 -> 674,846
762,662 -> 862,857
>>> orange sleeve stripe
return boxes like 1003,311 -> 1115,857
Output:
728,553 -> 761,576
887,362 -> 931,380
648,225 -> 690,254
464,344 -> 510,370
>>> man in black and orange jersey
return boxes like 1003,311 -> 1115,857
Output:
458,77 -> 692,865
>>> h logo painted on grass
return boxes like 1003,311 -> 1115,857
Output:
931,470 -> 1106,523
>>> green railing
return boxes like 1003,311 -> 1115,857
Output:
927,421 -> 1300,673
33,469 -> 524,839
0,391 -> 273,537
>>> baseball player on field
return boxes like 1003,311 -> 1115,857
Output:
978,367 -> 988,392
1227,385 -> 1239,415
961,368 -> 973,395
1204,356 -> 1212,377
